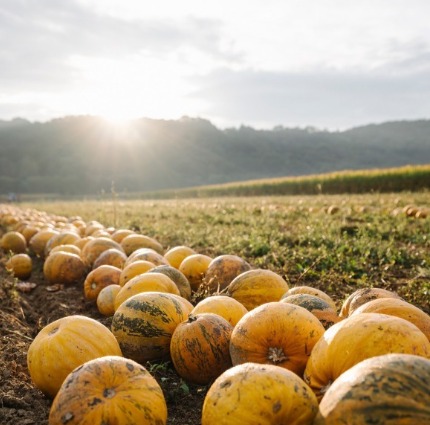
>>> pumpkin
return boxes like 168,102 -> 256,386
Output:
44,231 -> 81,256
170,313 -> 233,385
202,362 -> 318,425
163,245 -> 196,269
147,265 -> 192,300
5,253 -> 32,279
204,254 -> 251,292
72,236 -> 94,251
84,221 -> 105,236
81,237 -> 124,267
178,253 -> 213,292
340,287 -> 402,318
1,230 -> 27,254
96,284 -> 121,316
124,248 -> 169,267
315,354 -> 430,425
230,302 -> 325,375
281,286 -> 337,311
303,313 -> 430,400
84,265 -> 122,301
227,269 -> 289,310
48,243 -> 82,257
119,260 -> 155,286
48,355 -> 167,425
28,229 -> 59,258
280,294 -> 341,330
20,224 -> 40,243
43,251 -> 87,285
114,272 -> 180,310
120,234 -> 164,256
111,228 -> 135,243
27,315 -> 122,398
191,295 -> 248,327
111,292 -> 193,362
92,248 -> 127,269
351,297 -> 430,341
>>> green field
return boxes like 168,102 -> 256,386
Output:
21,191 -> 430,312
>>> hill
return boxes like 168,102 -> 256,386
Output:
0,116 -> 429,195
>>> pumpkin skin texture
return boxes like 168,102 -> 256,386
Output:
204,254 -> 251,293
303,313 -> 430,401
83,265 -> 122,301
147,265 -> 192,300
178,253 -> 213,292
43,251 -> 87,285
280,294 -> 341,330
5,253 -> 32,279
111,292 -> 193,363
202,362 -> 318,425
191,295 -> 248,327
1,230 -> 27,253
48,356 -> 167,425
119,260 -> 156,286
170,313 -> 233,385
314,354 -> 430,425
96,284 -> 121,316
227,269 -> 289,311
92,248 -> 127,269
230,302 -> 325,375
281,286 -> 337,311
120,233 -> 164,256
81,237 -> 124,268
351,297 -> 430,341
340,287 -> 402,318
163,245 -> 196,269
125,248 -> 169,267
27,315 -> 122,398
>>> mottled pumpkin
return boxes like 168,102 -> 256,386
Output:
119,260 -> 155,286
43,251 -> 87,285
5,253 -> 32,279
204,254 -> 251,293
28,229 -> 59,258
92,248 -> 127,269
114,272 -> 181,310
96,284 -> 121,316
111,292 -> 193,362
280,294 -> 341,330
27,315 -> 122,398
163,245 -> 196,269
111,228 -> 135,244
124,248 -> 169,267
202,362 -> 318,425
1,230 -> 27,254
49,356 -> 167,425
48,243 -> 81,257
281,286 -> 337,311
304,313 -> 430,400
230,302 -> 325,375
178,253 -> 213,292
147,265 -> 192,300
315,354 -> 430,425
191,295 -> 248,327
227,269 -> 289,311
170,313 -> 233,385
81,237 -> 124,267
120,234 -> 164,256
84,265 -> 122,301
44,231 -> 81,256
340,287 -> 402,318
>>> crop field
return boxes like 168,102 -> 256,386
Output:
1,191 -> 429,424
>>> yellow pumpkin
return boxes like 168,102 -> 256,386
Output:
120,234 -> 164,256
147,264 -> 192,300
81,237 -> 124,267
124,248 -> 169,267
28,229 -> 59,258
92,248 -> 127,269
281,285 -> 337,311
1,230 -> 27,254
96,284 -> 121,316
119,260 -> 156,286
48,356 -> 167,425
111,228 -> 135,243
48,244 -> 82,257
27,315 -> 122,398
202,362 -> 318,425
84,265 -> 122,301
178,253 -> 213,292
230,302 -> 325,376
163,245 -> 196,269
5,253 -> 32,279
43,251 -> 87,285
44,231 -> 81,256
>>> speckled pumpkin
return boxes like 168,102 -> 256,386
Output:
230,302 -> 325,376
120,234 -> 164,256
124,248 -> 169,267
119,260 -> 156,286
96,284 -> 121,316
163,245 -> 196,269
281,286 -> 337,311
202,362 -> 318,425
111,292 -> 193,363
43,251 -> 87,285
303,313 -> 430,400
48,356 -> 167,425
83,265 -> 122,301
170,313 -> 233,385
178,253 -> 213,292
27,315 -> 122,398
28,229 -> 59,258
314,354 -> 430,425
44,231 -> 81,256
147,265 -> 192,300
81,237 -> 124,267
227,269 -> 289,311
92,248 -> 127,269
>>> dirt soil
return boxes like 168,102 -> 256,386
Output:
0,255 -> 206,425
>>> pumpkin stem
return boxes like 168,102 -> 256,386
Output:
267,347 -> 288,364
103,387 -> 116,399
187,314 -> 198,323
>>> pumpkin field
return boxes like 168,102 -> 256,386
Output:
1,192 -> 430,424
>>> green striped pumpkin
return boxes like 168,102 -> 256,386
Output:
111,291 -> 193,363
315,354 -> 430,424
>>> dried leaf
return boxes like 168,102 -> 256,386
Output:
46,284 -> 64,292
15,282 -> 37,293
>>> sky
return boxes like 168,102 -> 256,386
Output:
1,0 -> 430,130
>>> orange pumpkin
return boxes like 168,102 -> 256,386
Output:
48,356 -> 167,425
119,260 -> 155,286
28,229 -> 59,258
5,253 -> 32,279
281,285 -> 337,311
120,234 -> 164,256
92,248 -> 127,269
202,362 -> 318,425
178,253 -> 213,292
96,284 -> 121,316
147,265 -> 192,300
111,292 -> 193,362
48,244 -> 81,257
163,245 -> 196,269
191,295 -> 248,327
1,230 -> 27,254
43,251 -> 87,285
124,248 -> 169,267
84,265 -> 122,301
81,237 -> 124,267
230,302 -> 325,376
170,313 -> 233,385
111,228 -> 135,243
227,269 -> 289,310
315,354 -> 430,425
303,313 -> 430,400
44,231 -> 81,256
204,254 -> 251,292
27,315 -> 122,398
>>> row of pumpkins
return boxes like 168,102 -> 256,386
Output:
1,204 -> 430,425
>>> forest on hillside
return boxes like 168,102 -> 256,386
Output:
0,116 -> 429,195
